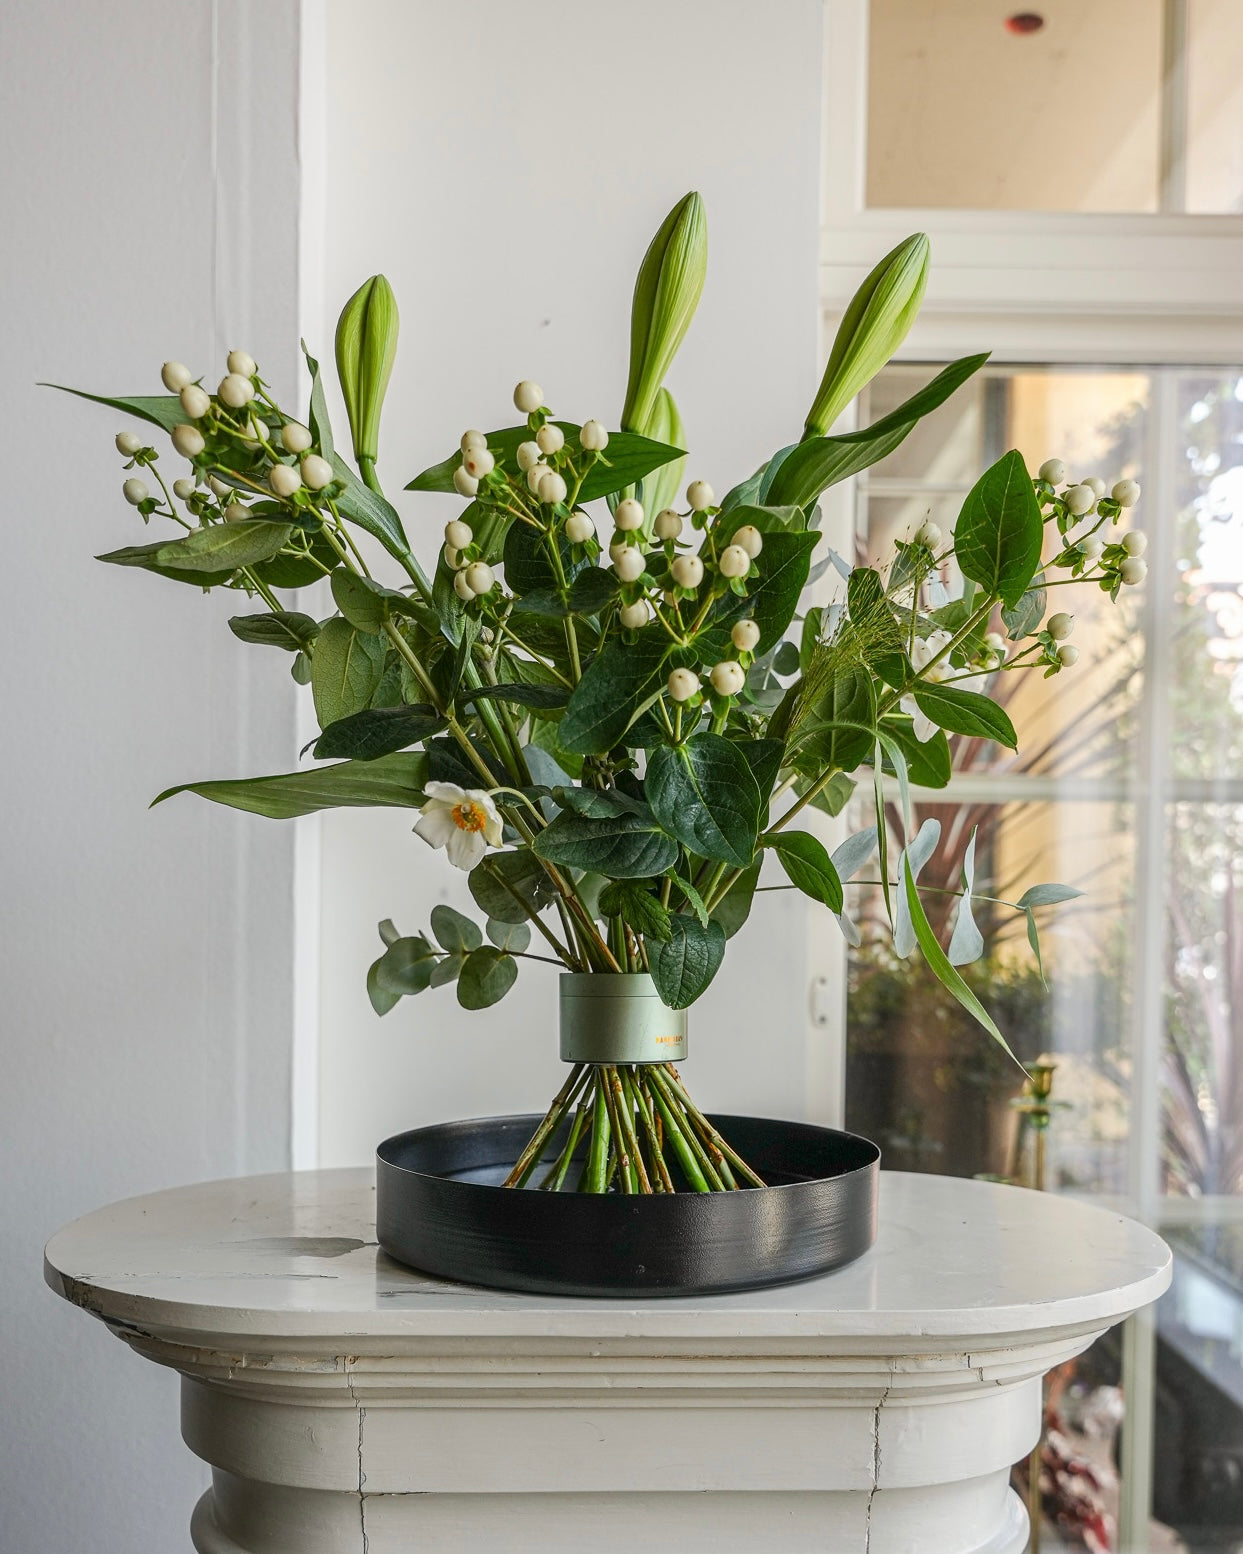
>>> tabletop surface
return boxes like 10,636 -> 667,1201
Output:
44,1168 -> 1171,1342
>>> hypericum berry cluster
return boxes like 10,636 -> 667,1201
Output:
1036,458 -> 1146,593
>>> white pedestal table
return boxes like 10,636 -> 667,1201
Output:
44,1168 -> 1170,1553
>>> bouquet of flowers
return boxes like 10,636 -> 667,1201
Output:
56,192 -> 1143,1196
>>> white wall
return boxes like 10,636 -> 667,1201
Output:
313,0 -> 828,1163
2,5 -> 302,1551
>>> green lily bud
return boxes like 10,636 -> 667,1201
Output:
335,274 -> 399,470
634,387 -> 686,526
621,192 -> 707,435
803,234 -> 929,439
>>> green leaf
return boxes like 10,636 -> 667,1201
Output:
310,618 -> 387,729
330,570 -> 414,633
367,961 -> 401,1016
551,786 -> 645,819
486,919 -> 531,953
300,342 -> 335,461
533,811 -> 679,878
947,829 -> 985,966
893,819 -> 941,958
331,460 -> 415,568
312,704 -> 443,761
646,733 -> 761,868
372,934 -> 439,996
597,880 -> 673,942
98,521 -> 294,583
430,953 -> 465,987
430,904 -> 483,954
44,384 -> 189,431
566,567 -> 620,616
740,738 -> 785,808
647,915 -> 726,1009
1017,882 -> 1083,909
796,662 -> 876,774
228,611 -> 321,651
714,502 -> 807,549
1001,569 -> 1047,639
954,449 -> 1044,609
468,851 -> 557,924
457,946 -> 518,1009
459,682 -> 570,711
880,718 -> 951,788
253,530 -> 339,589
152,752 -> 428,817
405,423 -> 683,503
910,683 -> 1017,749
559,631 -> 670,754
767,831 -> 844,911
740,530 -> 819,653
709,860 -> 761,939
503,520 -> 587,598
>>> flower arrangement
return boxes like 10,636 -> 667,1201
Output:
56,192 -> 1143,1198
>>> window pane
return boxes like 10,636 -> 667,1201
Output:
1186,0 -> 1243,213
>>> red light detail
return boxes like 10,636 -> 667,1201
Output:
1006,12 -> 1045,33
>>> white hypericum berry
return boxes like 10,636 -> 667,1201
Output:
733,524 -> 763,559
580,419 -> 609,451
671,554 -> 704,589
537,470 -> 568,506
1056,644 -> 1081,667
122,477 -> 148,505
1113,479 -> 1141,508
666,667 -> 700,702
269,463 -> 302,497
453,568 -> 475,601
179,383 -> 211,419
1038,458 -> 1066,485
1084,477 -> 1107,498
161,360 -> 193,392
686,479 -> 714,511
513,380 -> 543,414
613,547 -> 646,583
1064,484 -> 1095,516
1120,557 -> 1148,585
208,475 -> 231,499
239,416 -> 269,448
984,631 -> 1006,654
115,431 -> 143,456
565,512 -> 595,544
462,447 -> 494,479
460,429 -> 487,453
171,423 -> 205,458
444,545 -> 461,569
731,619 -> 761,652
709,660 -> 746,697
1122,529 -> 1147,556
537,423 -> 565,455
654,508 -> 683,542
614,498 -> 644,531
218,373 -> 255,408
516,440 -> 542,472
526,462 -> 551,495
172,478 -> 196,500
301,454 -> 334,490
1047,611 -> 1074,641
281,422 -> 313,454
465,561 -> 495,595
718,544 -> 751,579
619,601 -> 651,630
915,519 -> 942,549
445,518 -> 474,551
453,465 -> 479,497
224,501 -> 249,523
226,349 -> 257,378
1080,535 -> 1105,560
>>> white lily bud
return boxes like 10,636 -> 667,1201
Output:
686,479 -> 714,511
171,423 -> 205,458
526,462 -> 551,495
731,619 -> 761,652
178,383 -> 211,419
1084,476 -> 1107,498
1122,529 -> 1147,556
453,465 -> 479,497
115,431 -> 143,456
226,349 -> 257,378
301,454 -> 334,490
1037,458 -> 1066,485
619,601 -> 651,630
465,561 -> 495,595
1064,484 -> 1095,516
710,660 -> 746,697
565,512 -> 595,544
281,422 -> 313,454
537,423 -> 565,455
733,524 -> 763,559
1079,536 -> 1105,561
516,441 -> 542,472
453,567 -> 475,601
1113,479 -> 1141,508
666,667 -> 700,702
224,501 -> 249,523
513,380 -> 543,414
218,373 -> 255,408
122,477 -> 148,505
445,518 -> 474,551
460,429 -> 487,453
208,475 -> 231,499
915,519 -> 941,549
654,508 -> 683,541
580,419 -> 609,452
172,478 -> 196,500
1056,644 -> 1080,668
462,446 -> 494,480
671,553 -> 704,589
1120,556 -> 1148,586
161,360 -> 193,392
613,547 -> 646,583
269,463 -> 302,498
1047,611 -> 1074,641
614,498 -> 644,531
537,470 -> 568,506
718,544 -> 751,579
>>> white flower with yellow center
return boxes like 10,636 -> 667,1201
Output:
414,781 -> 503,871
900,627 -> 955,742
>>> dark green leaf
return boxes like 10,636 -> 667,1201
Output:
457,945 -> 518,1009
252,529 -> 339,588
44,384 -> 189,431
597,880 -> 672,942
533,811 -> 679,878
372,934 -> 438,995
330,570 -> 415,632
709,860 -> 762,939
311,618 -> 387,729
739,738 -> 785,805
647,915 -> 726,1009
367,960 -> 402,1015
503,521 -> 587,597
152,752 -> 427,817
767,831 -> 844,911
405,423 -> 683,503
332,460 -> 415,567
742,531 -> 819,653
955,449 -> 1044,608
646,734 -> 761,868
567,566 -> 620,615
486,919 -> 531,953
460,682 -> 570,711
98,520 -> 294,582
430,903 -> 483,954
429,953 -> 465,987
910,683 -> 1017,749
797,662 -> 876,774
468,850 -> 557,923
559,631 -> 670,754
312,704 -> 443,760
551,785 -> 645,818
228,610 -> 321,651
879,718 -> 952,788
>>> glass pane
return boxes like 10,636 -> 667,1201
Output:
844,796 -> 1135,1192
866,0 -> 1164,211
1186,0 -> 1243,213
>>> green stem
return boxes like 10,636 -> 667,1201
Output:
583,1077 -> 612,1193
501,1064 -> 588,1188
599,1066 -> 635,1194
609,1067 -> 652,1195
648,1080 -> 711,1193
625,1067 -> 672,1192
657,1066 -> 766,1188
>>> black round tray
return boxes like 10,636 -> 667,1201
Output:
376,1112 -> 880,1297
